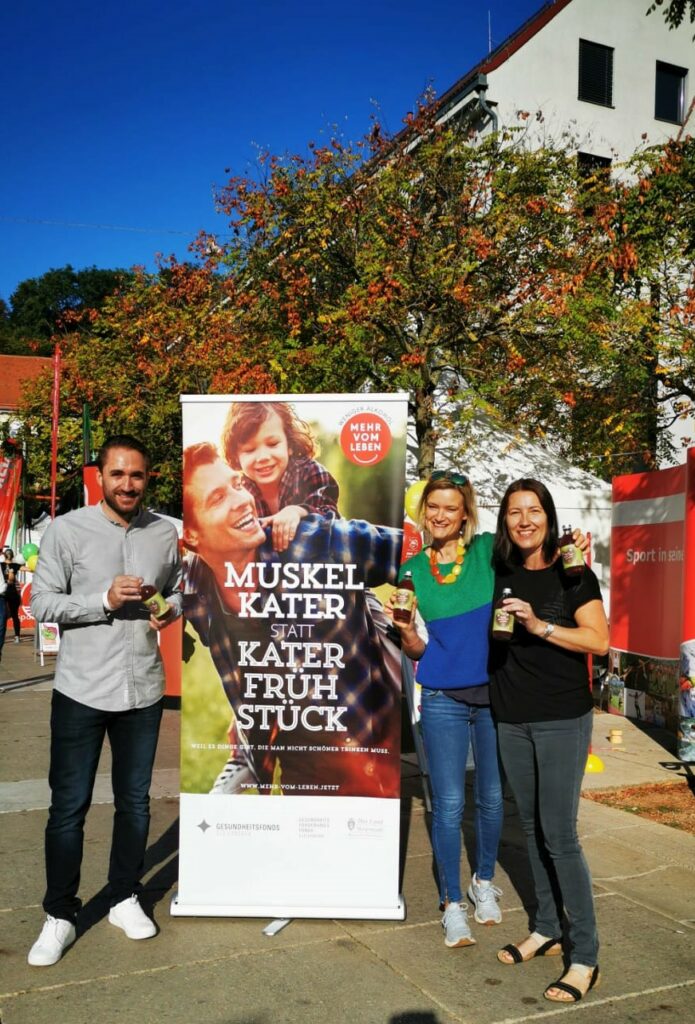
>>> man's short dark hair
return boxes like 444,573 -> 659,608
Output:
182,442 -> 220,530
97,435 -> 151,472
182,444 -> 223,548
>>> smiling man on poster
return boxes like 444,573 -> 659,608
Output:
182,441 -> 402,799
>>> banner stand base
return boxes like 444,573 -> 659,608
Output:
263,918 -> 292,936
169,892 -> 406,922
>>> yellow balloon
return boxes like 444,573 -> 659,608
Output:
26,553 -> 39,572
404,479 -> 427,522
585,753 -> 604,773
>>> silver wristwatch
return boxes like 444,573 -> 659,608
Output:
541,622 -> 555,640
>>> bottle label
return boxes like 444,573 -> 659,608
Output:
560,542 -> 584,570
394,589 -> 415,612
493,608 -> 514,632
144,591 -> 170,617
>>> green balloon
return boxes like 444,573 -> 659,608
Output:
21,542 -> 39,560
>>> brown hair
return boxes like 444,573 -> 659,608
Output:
418,474 -> 479,547
221,401 -> 317,469
493,477 -> 559,570
182,442 -> 220,542
97,434 -> 151,472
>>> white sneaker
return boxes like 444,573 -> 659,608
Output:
210,758 -> 256,794
442,902 -> 476,947
467,873 -> 503,925
108,895 -> 156,939
28,915 -> 76,966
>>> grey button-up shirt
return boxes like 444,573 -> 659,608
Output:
31,503 -> 183,711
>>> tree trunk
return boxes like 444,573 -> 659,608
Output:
412,384 -> 437,479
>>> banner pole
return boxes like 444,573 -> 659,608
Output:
50,344 -> 61,519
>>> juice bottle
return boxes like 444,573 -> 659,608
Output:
393,571 -> 416,624
140,584 -> 171,619
491,588 -> 515,641
559,524 -> 584,576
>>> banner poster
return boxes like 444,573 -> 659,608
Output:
0,455 -> 22,550
610,449 -> 695,760
174,393 -> 409,918
38,622 -> 60,653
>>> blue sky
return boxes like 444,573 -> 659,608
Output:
1,0 -> 543,304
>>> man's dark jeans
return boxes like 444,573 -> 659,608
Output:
44,689 -> 163,923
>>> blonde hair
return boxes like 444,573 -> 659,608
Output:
418,475 -> 478,547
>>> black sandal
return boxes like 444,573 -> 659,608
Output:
497,937 -> 562,964
544,964 -> 600,1002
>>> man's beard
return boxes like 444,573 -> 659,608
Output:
103,489 -> 143,521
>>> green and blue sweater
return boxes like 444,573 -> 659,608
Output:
399,532 -> 494,690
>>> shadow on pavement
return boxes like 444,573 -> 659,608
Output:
76,818 -> 180,937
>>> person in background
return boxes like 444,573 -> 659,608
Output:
27,435 -> 182,968
490,478 -> 608,1004
0,564 -> 6,662
2,547 -> 22,643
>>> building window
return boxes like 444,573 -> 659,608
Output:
578,39 -> 614,107
577,152 -> 612,176
655,61 -> 687,124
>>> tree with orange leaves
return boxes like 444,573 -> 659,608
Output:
8,113 -> 693,506
8,260 -> 278,511
195,106 -> 617,478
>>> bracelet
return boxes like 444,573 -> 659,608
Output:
541,622 -> 555,640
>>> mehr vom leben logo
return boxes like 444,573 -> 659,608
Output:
339,411 -> 392,466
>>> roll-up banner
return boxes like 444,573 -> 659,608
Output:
174,394 -> 408,918
609,447 -> 695,760
0,455 -> 21,550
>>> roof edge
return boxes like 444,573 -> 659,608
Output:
433,0 -> 574,119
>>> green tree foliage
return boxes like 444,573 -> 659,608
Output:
647,0 -> 695,34
8,261 -> 277,510
2,265 -> 132,355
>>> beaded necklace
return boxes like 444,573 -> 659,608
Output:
429,535 -> 466,584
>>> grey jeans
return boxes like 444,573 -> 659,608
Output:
497,710 -> 598,966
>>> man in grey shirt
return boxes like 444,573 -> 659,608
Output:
28,435 -> 182,967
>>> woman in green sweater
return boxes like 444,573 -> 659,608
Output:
391,470 -> 503,949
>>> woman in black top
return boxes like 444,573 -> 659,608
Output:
489,479 -> 608,1004
2,549 -> 22,642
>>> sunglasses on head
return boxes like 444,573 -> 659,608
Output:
430,469 -> 469,486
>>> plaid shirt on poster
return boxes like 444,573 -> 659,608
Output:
183,515 -> 403,750
243,457 -> 339,519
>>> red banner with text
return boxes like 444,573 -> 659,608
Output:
609,450 -> 695,759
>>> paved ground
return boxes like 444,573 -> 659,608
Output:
1,634 -> 693,1024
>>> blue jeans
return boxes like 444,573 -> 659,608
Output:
419,689 -> 503,904
44,689 -> 163,923
497,711 -> 598,966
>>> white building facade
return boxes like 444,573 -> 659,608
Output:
437,0 -> 692,163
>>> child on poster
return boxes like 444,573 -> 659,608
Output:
221,401 -> 339,551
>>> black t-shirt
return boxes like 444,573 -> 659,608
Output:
489,560 -> 603,723
2,562 -> 21,596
